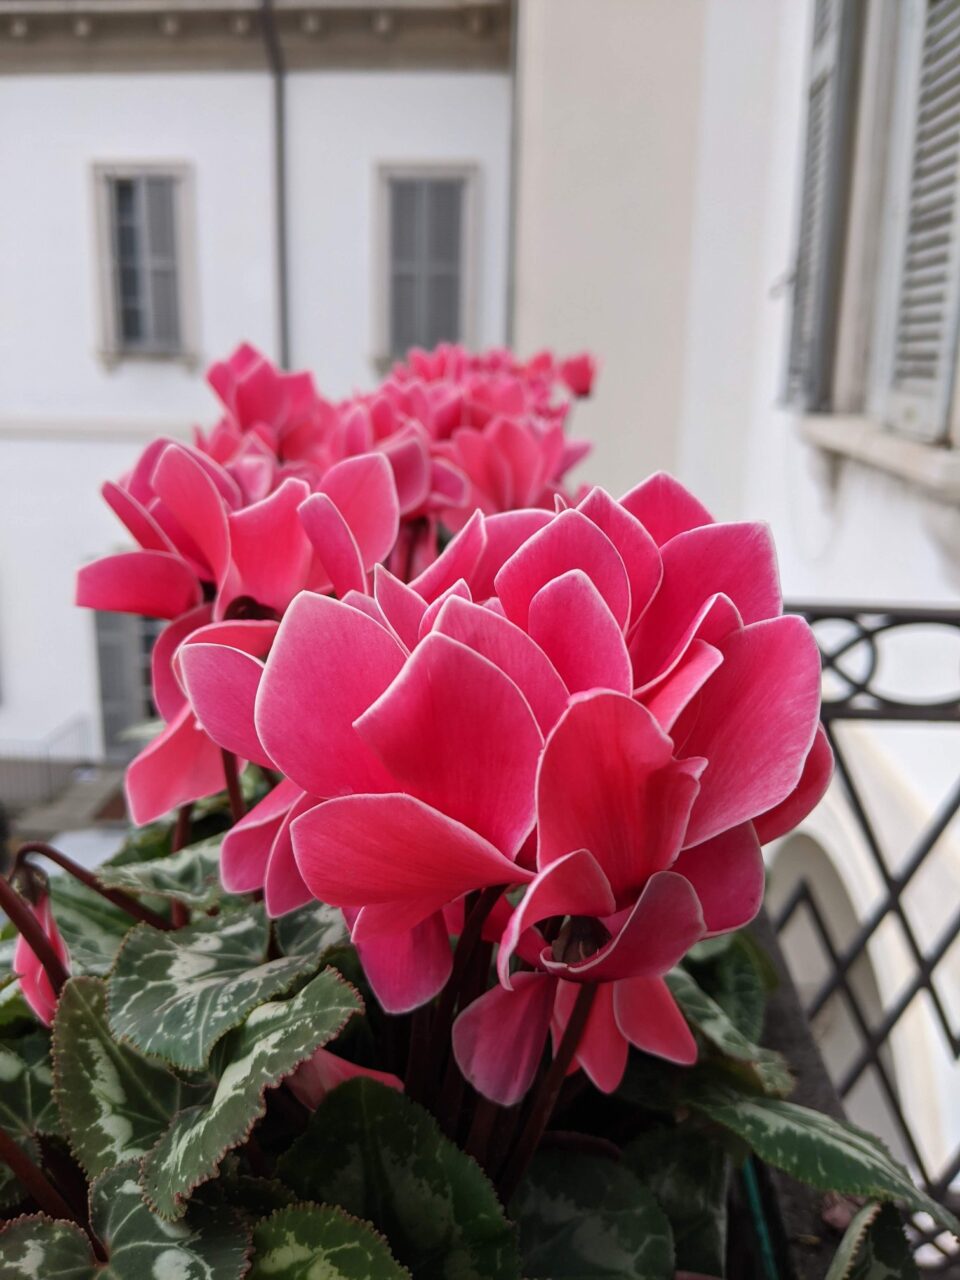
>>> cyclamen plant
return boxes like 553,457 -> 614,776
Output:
0,343 -> 955,1280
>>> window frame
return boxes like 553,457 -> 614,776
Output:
373,162 -> 479,371
92,161 -> 199,369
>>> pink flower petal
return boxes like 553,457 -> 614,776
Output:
319,452 -> 400,570
76,551 -> 201,620
292,793 -> 528,924
754,724 -> 833,844
102,480 -> 175,553
379,428 -> 432,513
150,604 -> 213,723
220,779 -> 300,894
613,974 -> 698,1064
373,566 -> 426,651
672,823 -> 765,935
528,570 -> 632,696
469,509 -> 554,599
639,639 -> 723,731
181,618 -> 278,660
495,508 -> 631,629
431,595 -> 568,734
577,487 -> 663,622
179,643 -> 273,768
299,492 -> 366,599
543,871 -> 705,982
355,633 -> 542,855
497,849 -> 617,987
255,593 -> 405,798
409,510 -> 486,604
151,444 -> 231,581
125,705 -> 229,825
263,790 -> 319,917
537,692 -> 703,902
222,478 -> 312,616
681,617 -> 823,846
418,580 -> 472,638
14,898 -> 70,1027
553,980 -> 627,1093
356,912 -> 452,1014
620,472 -> 714,546
453,973 -> 556,1105
287,1047 -> 403,1111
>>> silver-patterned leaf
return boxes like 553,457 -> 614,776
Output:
53,977 -> 208,1179
826,1202 -> 918,1279
48,877 -> 132,977
0,1216 -> 90,1279
250,1204 -> 410,1279
689,1084 -> 960,1236
142,967 -> 362,1220
277,1079 -> 520,1280
108,904 -> 319,1070
274,902 -> 349,961
100,837 -> 225,912
511,1151 -> 674,1279
0,1032 -> 60,1207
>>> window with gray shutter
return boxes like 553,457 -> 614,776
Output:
884,0 -> 960,441
95,613 -> 163,761
108,174 -> 181,355
787,0 -> 864,410
388,176 -> 465,357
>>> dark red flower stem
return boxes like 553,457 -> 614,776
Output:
497,982 -> 598,1204
221,749 -> 245,824
0,1124 -> 79,1227
429,885 -> 504,1078
0,876 -> 69,994
14,843 -> 171,932
465,1094 -> 500,1169
404,1003 -> 433,1103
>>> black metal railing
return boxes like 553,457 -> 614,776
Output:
776,603 -> 960,1271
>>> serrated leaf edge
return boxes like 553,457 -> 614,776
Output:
824,1201 -> 884,1280
253,1200 -> 413,1278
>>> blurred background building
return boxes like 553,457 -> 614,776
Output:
1,0 -> 959,1257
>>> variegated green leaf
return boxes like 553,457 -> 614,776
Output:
142,967 -> 361,1220
250,1204 -> 410,1279
53,977 -> 208,1179
511,1151 -> 674,1279
48,877 -> 132,976
690,932 -> 770,1042
667,968 -> 793,1096
277,1079 -> 520,1280
274,902 -> 349,960
0,1032 -> 60,1207
0,985 -> 36,1035
108,904 -> 319,1070
0,1160 -> 250,1279
826,1202 -> 918,1279
100,836 -> 224,912
688,1084 -> 960,1236
622,1126 -> 729,1276
102,821 -> 173,869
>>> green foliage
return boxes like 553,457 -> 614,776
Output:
623,1126 -> 729,1277
142,967 -> 361,1219
273,902 -> 350,960
511,1151 -> 674,1279
0,1032 -> 60,1207
52,977 -> 206,1179
687,1084 -> 960,1236
100,836 -> 225,912
688,932 -> 773,1042
826,1202 -> 919,1280
0,1160 -> 250,1279
108,904 -> 320,1070
250,1204 -> 411,1279
47,878 -> 131,977
277,1079 -> 520,1280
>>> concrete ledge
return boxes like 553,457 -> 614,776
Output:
800,414 -> 960,504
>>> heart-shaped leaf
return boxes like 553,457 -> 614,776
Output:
142,967 -> 361,1219
511,1150 -> 674,1279
250,1204 -> 410,1279
53,977 -> 208,1179
48,878 -> 131,977
108,904 -> 319,1070
277,1079 -> 520,1280
100,836 -> 225,912
0,1032 -> 60,1207
0,1160 -> 250,1279
688,1084 -> 960,1236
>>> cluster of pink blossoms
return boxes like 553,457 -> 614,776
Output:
176,471 -> 832,1105
75,342 -> 593,826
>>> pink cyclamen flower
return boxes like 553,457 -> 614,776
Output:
13,895 -> 70,1027
287,1047 -> 403,1110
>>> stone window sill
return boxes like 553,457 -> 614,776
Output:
800,414 -> 960,504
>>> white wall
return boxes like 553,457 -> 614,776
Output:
287,71 -> 512,396
0,73 -> 278,424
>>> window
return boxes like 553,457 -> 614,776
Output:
94,613 -> 163,761
94,165 -> 196,364
378,166 -> 477,361
787,0 -> 960,450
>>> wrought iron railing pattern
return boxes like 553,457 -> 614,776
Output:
776,603 -> 960,1272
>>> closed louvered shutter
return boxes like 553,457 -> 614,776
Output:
109,174 -> 181,354
885,0 -> 960,441
388,177 -> 465,357
787,0 -> 863,410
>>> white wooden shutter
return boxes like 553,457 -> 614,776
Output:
885,0 -> 960,441
787,0 -> 863,409
388,177 -> 464,357
144,176 -> 181,351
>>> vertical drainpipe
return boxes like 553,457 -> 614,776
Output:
261,0 -> 291,369
504,0 -> 521,349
